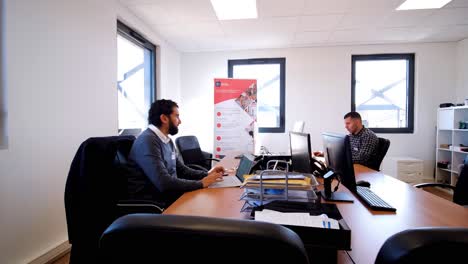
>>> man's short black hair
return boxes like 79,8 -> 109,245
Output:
148,99 -> 179,127
344,111 -> 362,120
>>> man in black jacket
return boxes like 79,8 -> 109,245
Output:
128,99 -> 224,206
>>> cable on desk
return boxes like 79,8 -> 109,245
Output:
345,250 -> 356,264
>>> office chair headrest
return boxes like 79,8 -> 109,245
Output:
100,214 -> 310,264
375,227 -> 468,264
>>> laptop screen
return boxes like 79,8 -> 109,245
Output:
235,154 -> 255,182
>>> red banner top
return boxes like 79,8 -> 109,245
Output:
214,78 -> 256,104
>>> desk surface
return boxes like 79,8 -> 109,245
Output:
164,153 -> 468,264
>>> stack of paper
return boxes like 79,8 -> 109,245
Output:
242,174 -> 312,190
255,209 -> 340,229
249,174 -> 306,180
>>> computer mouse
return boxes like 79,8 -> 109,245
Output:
356,180 -> 371,188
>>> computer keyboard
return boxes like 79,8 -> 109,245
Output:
356,186 -> 396,212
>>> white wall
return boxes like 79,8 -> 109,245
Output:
0,0 -> 6,149
0,0 -> 180,263
180,42 -> 457,179
456,38 -> 468,103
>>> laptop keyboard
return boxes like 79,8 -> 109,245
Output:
356,186 -> 396,212
208,176 -> 242,188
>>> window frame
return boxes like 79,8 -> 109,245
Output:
228,58 -> 286,133
117,20 -> 157,130
351,53 -> 415,134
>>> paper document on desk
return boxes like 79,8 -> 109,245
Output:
249,174 -> 306,180
242,174 -> 312,188
255,209 -> 339,229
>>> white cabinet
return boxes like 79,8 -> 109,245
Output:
386,157 -> 424,184
436,106 -> 468,186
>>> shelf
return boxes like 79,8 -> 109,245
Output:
439,106 -> 468,110
437,148 -> 451,151
437,129 -> 468,131
438,168 -> 458,174
452,106 -> 468,110
436,107 -> 467,185
437,148 -> 468,154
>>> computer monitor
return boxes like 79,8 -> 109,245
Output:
321,132 -> 356,201
292,121 -> 305,133
118,128 -> 142,137
289,132 -> 312,173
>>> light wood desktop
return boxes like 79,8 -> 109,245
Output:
164,153 -> 468,264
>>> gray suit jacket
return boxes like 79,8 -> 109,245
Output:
127,128 -> 207,204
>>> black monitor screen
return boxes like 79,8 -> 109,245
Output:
322,132 -> 357,193
289,132 -> 312,173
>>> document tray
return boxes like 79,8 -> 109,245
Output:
251,201 -> 351,250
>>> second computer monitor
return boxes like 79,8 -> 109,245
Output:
289,131 -> 312,173
322,132 -> 357,193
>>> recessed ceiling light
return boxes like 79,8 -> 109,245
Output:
397,0 -> 452,10
210,0 -> 258,20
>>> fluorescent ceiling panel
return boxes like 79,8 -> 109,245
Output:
210,0 -> 257,20
397,0 -> 452,10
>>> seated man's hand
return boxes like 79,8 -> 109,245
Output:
208,165 -> 225,174
201,171 -> 223,188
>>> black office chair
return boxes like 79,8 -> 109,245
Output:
99,214 -> 310,264
375,227 -> 468,264
175,135 -> 220,171
369,137 -> 391,171
414,162 -> 468,207
65,136 -> 163,264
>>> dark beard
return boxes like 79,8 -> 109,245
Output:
168,120 -> 179,135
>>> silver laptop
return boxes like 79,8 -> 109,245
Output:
209,154 -> 256,188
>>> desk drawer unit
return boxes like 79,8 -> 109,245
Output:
386,157 -> 424,184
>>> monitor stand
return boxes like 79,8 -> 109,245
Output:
320,190 -> 354,202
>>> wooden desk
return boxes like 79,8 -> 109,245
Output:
164,155 -> 468,264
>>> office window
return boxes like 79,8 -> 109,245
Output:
351,54 -> 414,133
228,58 -> 285,133
117,21 -> 156,132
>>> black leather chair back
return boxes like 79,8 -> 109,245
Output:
453,164 -> 468,205
64,135 -> 135,264
369,137 -> 390,171
375,227 -> 468,264
175,135 -> 210,170
99,214 -> 310,264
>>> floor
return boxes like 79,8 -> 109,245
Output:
51,187 -> 454,264
423,186 -> 453,201
51,252 -> 69,264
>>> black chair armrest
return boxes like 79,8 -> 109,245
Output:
201,151 -> 220,162
186,164 -> 209,172
117,200 -> 164,214
205,158 -> 221,162
414,183 -> 456,191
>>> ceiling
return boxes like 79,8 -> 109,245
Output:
119,0 -> 468,52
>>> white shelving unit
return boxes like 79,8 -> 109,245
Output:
436,106 -> 468,185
